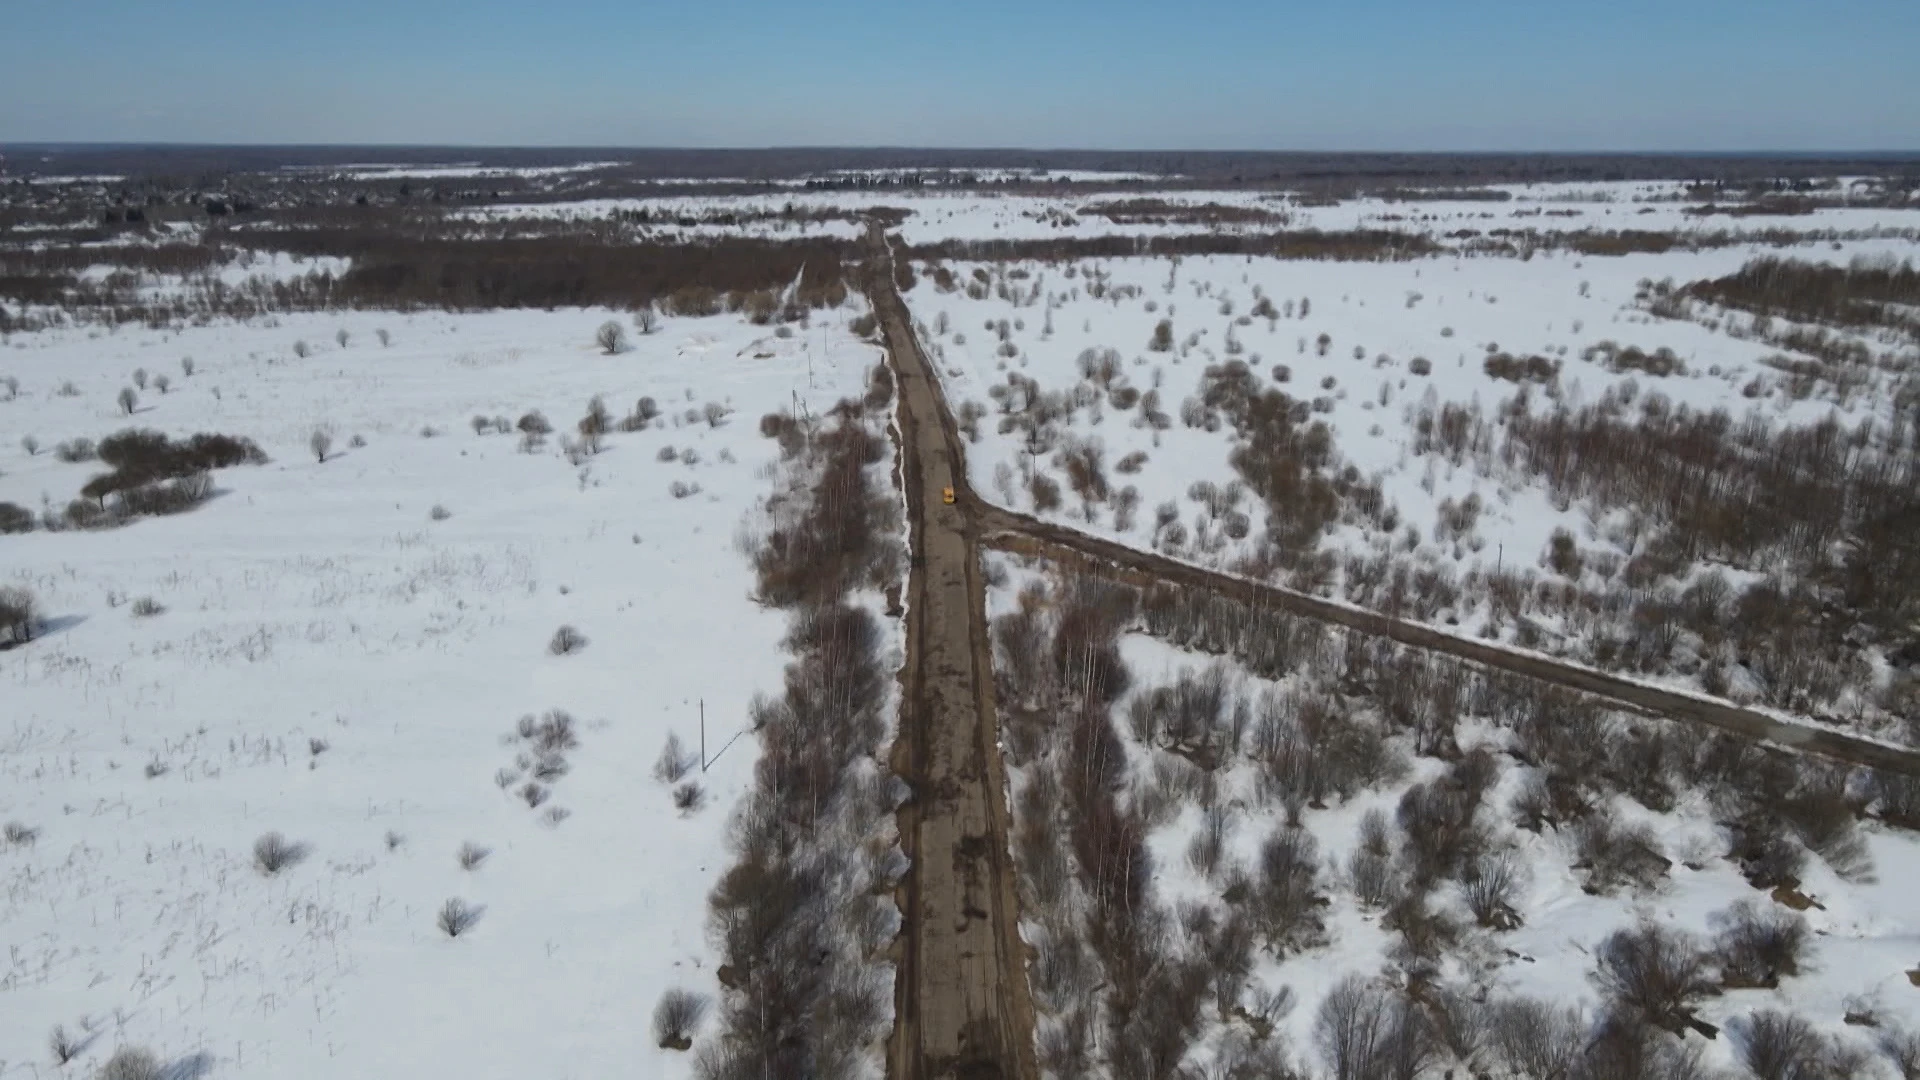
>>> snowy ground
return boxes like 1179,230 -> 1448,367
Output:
905,227 -> 1920,719
0,305 -> 883,1079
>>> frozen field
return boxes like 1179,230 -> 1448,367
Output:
0,305 -> 883,1079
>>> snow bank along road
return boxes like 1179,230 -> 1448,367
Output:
862,219 -> 1920,1079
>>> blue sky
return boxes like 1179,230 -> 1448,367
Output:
3,0 -> 1915,149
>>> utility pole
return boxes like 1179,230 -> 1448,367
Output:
700,698 -> 707,773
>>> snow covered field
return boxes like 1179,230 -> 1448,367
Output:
447,184 -> 1920,247
0,305 -> 883,1078
904,221 -> 1920,731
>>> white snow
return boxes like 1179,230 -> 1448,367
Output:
0,305 -> 883,1079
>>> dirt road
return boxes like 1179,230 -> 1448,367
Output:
970,505 -> 1920,779
870,239 -> 1040,1080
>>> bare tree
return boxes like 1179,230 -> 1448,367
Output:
1316,976 -> 1408,1080
653,988 -> 710,1050
1462,850 -> 1525,929
1879,1028 -> 1920,1080
634,306 -> 659,335
117,386 -> 138,415
180,356 -> 195,377
376,328 -> 390,347
1487,996 -> 1585,1080
1712,898 -> 1808,987
20,434 -> 37,456
131,367 -> 148,390
152,373 -> 170,394
309,428 -> 333,463
1589,921 -> 1713,1031
596,320 -> 627,354
336,328 -> 350,348
1734,1009 -> 1850,1080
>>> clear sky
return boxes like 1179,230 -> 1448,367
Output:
3,0 -> 1916,149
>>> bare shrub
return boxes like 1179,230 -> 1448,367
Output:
1487,996 -> 1585,1080
437,897 -> 482,937
669,480 -> 701,499
54,437 -> 96,463
1149,318 -> 1174,352
1397,778 -> 1487,886
673,781 -> 707,814
517,410 -> 553,437
1316,975 -> 1436,1080
1712,897 -> 1808,988
98,1046 -> 163,1080
1462,850 -> 1525,929
0,585 -> 39,646
1185,805 -> 1230,879
596,320 -> 628,354
634,306 -> 659,335
152,373 -> 169,394
0,502 -> 31,535
1255,827 -> 1324,956
130,596 -> 165,618
1589,921 -> 1713,1031
117,386 -> 137,415
429,504 -> 451,521
1029,472 -> 1063,512
21,434 -> 38,456
1573,808 -> 1670,894
309,428 -> 332,463
3,821 -> 39,845
49,1024 -> 81,1065
457,842 -> 491,871
1734,1009 -> 1841,1080
654,987 -> 711,1050
548,625 -> 588,655
376,329 -> 390,347
1879,1028 -> 1920,1079
253,831 -> 309,875
655,732 -> 697,783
